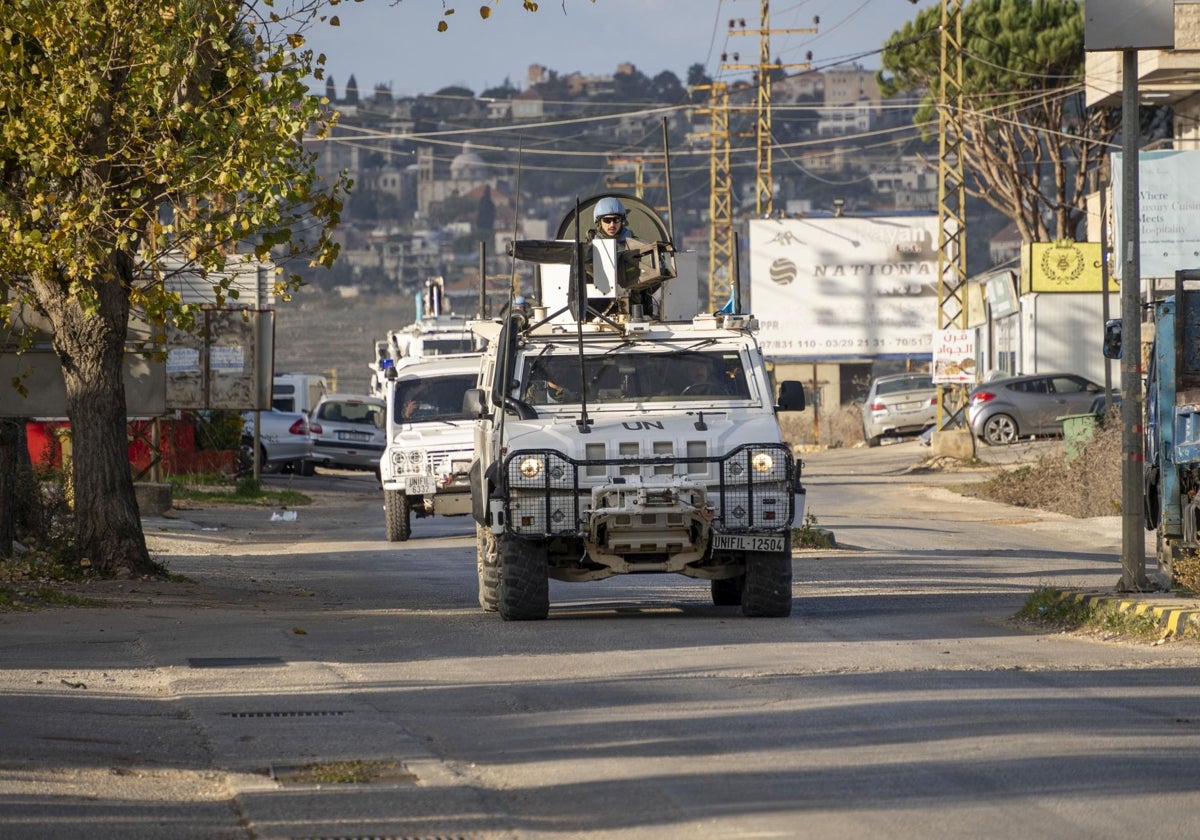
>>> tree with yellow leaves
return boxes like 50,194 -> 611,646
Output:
0,1 -> 348,576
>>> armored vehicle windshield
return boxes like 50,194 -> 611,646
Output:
519,345 -> 751,406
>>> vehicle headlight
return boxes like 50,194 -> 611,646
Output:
751,452 -> 774,473
518,456 -> 544,478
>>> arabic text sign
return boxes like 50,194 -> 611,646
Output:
932,329 -> 977,384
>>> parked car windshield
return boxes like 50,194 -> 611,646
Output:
520,348 -> 751,406
315,399 -> 383,428
394,374 -> 478,423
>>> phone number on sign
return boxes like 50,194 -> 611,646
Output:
760,337 -> 927,352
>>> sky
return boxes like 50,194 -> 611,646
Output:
303,0 -> 941,99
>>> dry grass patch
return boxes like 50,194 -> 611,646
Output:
966,409 -> 1122,519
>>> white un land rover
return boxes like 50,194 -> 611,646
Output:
465,193 -> 806,620
380,353 -> 481,541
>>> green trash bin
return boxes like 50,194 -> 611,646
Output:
1058,413 -> 1098,461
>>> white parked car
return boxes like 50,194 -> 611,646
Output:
308,394 -> 387,473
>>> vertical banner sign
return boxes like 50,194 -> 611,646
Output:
932,328 -> 976,384
1111,150 -> 1200,280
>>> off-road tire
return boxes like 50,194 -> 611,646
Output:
711,575 -> 745,606
742,535 -> 793,617
498,536 -> 549,621
384,490 -> 411,542
981,413 -> 1018,446
476,524 -> 500,612
1157,531 -> 1183,584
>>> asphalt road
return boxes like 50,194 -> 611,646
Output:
1,447 -> 1198,840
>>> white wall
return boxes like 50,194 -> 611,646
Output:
1019,292 -> 1120,387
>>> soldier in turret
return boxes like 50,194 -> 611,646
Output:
586,196 -> 656,318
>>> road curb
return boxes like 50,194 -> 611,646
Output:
1054,588 -> 1200,638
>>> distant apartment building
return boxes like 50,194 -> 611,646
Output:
1085,4 -> 1200,150
774,71 -> 822,102
817,65 -> 882,136
869,155 -> 937,210
988,222 -> 1023,266
511,89 -> 545,120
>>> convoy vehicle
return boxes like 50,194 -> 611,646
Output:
308,394 -> 386,473
379,354 -> 480,541
967,372 -> 1104,445
368,276 -> 481,397
465,193 -> 806,620
1104,270 -> 1200,583
861,372 -> 937,447
241,409 -> 316,475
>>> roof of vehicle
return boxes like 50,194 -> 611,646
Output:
973,372 -> 1093,387
391,354 -> 481,378
316,393 -> 385,405
871,372 -> 934,384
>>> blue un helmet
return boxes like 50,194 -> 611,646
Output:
593,196 -> 627,222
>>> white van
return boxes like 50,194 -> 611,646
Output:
272,373 -> 328,415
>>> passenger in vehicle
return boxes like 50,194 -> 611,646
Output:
401,385 -> 429,420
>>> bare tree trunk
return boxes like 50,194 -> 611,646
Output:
38,255 -> 155,578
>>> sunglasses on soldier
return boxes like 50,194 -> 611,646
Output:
598,215 -> 624,225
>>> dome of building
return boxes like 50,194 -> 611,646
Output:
450,141 -> 489,180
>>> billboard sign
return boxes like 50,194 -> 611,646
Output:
1112,150 -> 1200,280
1084,0 -> 1174,52
748,216 -> 940,360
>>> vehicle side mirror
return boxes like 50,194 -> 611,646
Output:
776,380 -> 806,412
463,387 -> 488,419
1103,318 -> 1122,360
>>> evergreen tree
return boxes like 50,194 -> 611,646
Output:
879,0 -> 1118,242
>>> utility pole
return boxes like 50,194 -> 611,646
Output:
725,3 -> 816,218
931,0 -> 973,456
694,82 -> 734,311
605,155 -> 666,200
1082,0 -> 1174,589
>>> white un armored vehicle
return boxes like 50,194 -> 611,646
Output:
375,279 -> 484,540
369,276 -> 481,397
465,194 -> 806,620
380,353 -> 480,541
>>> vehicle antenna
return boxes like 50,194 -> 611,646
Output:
572,195 -> 593,433
507,137 -> 524,309
662,117 -> 675,247
496,138 -> 525,445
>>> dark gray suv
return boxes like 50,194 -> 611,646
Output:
968,373 -> 1103,445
